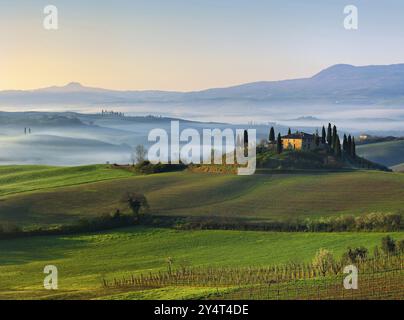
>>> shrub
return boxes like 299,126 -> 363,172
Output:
0,222 -> 22,234
354,212 -> 402,231
373,246 -> 381,258
342,247 -> 368,263
381,235 -> 396,255
135,160 -> 187,174
396,240 -> 404,254
125,193 -> 150,218
312,249 -> 335,276
0,212 -> 138,240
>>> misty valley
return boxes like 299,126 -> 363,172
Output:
1,110 -> 404,169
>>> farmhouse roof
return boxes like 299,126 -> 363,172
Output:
282,132 -> 316,139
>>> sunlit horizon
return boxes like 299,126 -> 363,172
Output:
2,0 -> 404,91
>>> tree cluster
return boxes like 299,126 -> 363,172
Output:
322,123 -> 356,158
268,126 -> 283,154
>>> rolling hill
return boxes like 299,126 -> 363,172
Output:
0,165 -> 403,300
0,226 -> 401,299
356,140 -> 404,168
1,166 -> 404,227
0,164 -> 133,197
391,163 -> 404,172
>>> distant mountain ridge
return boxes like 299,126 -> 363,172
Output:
2,63 -> 404,106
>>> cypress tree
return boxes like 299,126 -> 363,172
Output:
334,134 -> 342,157
315,130 -> 320,147
352,137 -> 356,158
244,130 -> 248,146
288,128 -> 292,135
269,127 -> 275,143
347,135 -> 352,156
277,133 -> 283,154
244,130 -> 249,157
332,125 -> 338,150
343,134 -> 348,153
327,123 -> 332,147
321,126 -> 326,144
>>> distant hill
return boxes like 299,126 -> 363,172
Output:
391,163 -> 404,172
356,140 -> 404,167
356,135 -> 403,145
2,63 -> 404,106
0,111 -> 84,127
291,116 -> 321,121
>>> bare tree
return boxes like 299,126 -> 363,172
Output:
130,153 -> 136,166
131,144 -> 147,165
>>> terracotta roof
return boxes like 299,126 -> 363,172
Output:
282,132 -> 316,139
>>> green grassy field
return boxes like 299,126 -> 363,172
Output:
0,226 -> 402,300
357,140 -> 404,167
1,166 -> 404,226
1,165 -> 403,300
0,164 -> 133,197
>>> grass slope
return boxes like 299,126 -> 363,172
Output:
391,163 -> 404,172
357,140 -> 404,167
0,164 -> 134,197
0,226 -> 402,299
1,170 -> 404,226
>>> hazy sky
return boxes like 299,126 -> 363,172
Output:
1,0 -> 404,91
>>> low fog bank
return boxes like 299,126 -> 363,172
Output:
0,113 -> 278,165
0,134 -> 132,166
2,101 -> 403,135
0,109 -> 403,166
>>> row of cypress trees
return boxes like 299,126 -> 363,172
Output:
268,124 -> 356,157
322,123 -> 356,158
268,127 -> 283,154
